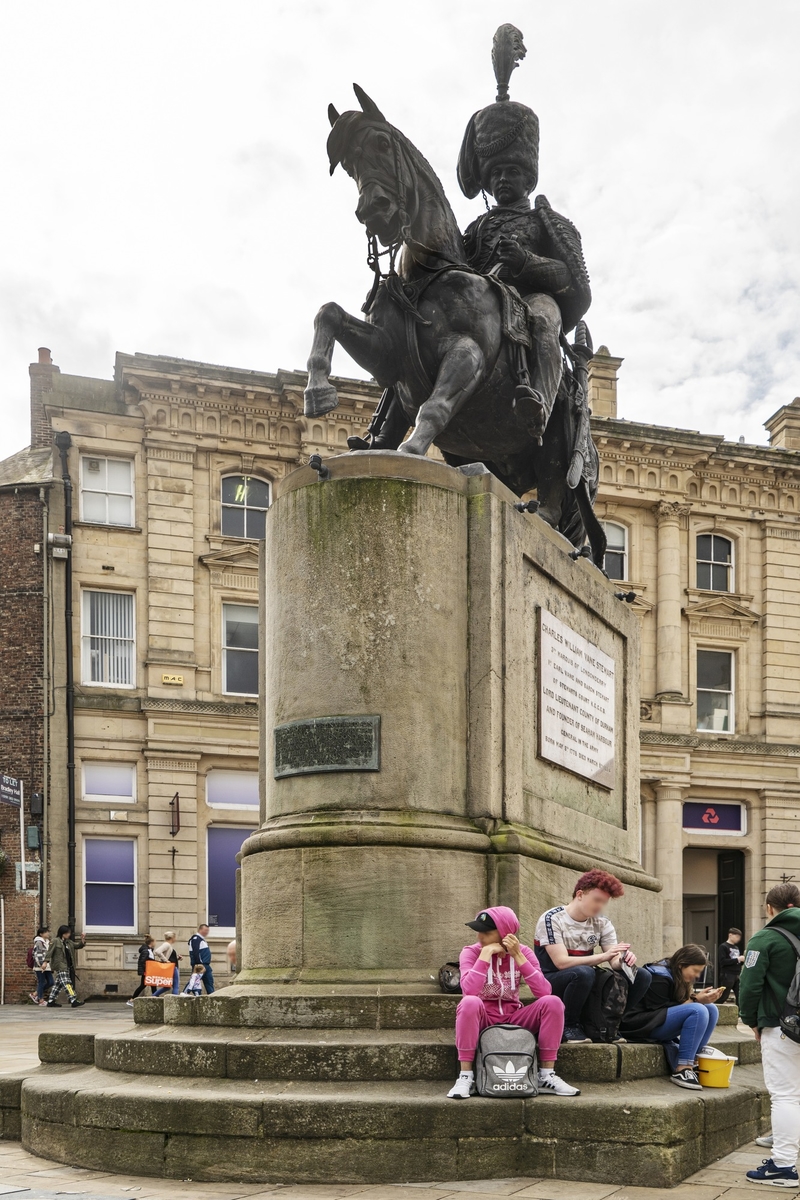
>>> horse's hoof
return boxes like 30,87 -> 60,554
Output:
304,384 -> 339,417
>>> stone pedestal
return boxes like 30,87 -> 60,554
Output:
238,452 -> 661,983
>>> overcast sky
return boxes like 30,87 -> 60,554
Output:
0,1 -> 798,460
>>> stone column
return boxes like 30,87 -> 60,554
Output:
654,501 -> 690,699
655,783 -> 686,954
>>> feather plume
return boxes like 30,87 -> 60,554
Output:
491,24 -> 526,102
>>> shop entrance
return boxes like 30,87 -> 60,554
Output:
683,847 -> 745,985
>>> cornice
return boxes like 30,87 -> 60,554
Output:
641,730 -> 800,757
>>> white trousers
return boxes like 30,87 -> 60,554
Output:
762,1026 -> 800,1167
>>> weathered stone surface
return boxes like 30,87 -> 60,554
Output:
38,1031 -> 96,1064
133,997 -> 164,1025
225,1037 -> 455,1082
557,1042 -> 618,1082
524,1085 -> 705,1144
22,1114 -> 165,1175
0,1072 -> 24,1106
618,1042 -> 667,1080
0,1107 -> 21,1140
95,1033 -> 227,1078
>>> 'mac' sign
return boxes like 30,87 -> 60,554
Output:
682,801 -> 743,833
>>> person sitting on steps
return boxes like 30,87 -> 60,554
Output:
619,943 -> 723,1090
534,869 -> 652,1043
448,905 -> 580,1100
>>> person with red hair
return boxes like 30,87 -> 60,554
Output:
534,869 -> 652,1043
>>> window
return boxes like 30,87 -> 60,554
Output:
84,838 -> 136,931
80,457 -> 134,526
601,521 -> 627,581
223,604 -> 258,695
207,826 -> 255,932
221,476 -> 270,539
206,770 -> 259,809
81,591 -> 135,687
696,650 -> 734,733
83,762 -> 136,804
696,534 -> 732,592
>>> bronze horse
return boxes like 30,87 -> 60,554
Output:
304,85 -> 605,566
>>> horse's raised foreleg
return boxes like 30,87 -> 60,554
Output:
305,303 -> 390,418
398,337 -> 485,456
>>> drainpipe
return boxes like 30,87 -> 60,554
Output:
40,485 -> 50,929
54,431 -> 76,928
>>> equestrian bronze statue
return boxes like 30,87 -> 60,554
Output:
304,24 -> 605,566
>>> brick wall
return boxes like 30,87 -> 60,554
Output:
0,485 -> 45,1001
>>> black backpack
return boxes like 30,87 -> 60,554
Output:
581,967 -> 630,1042
438,962 -> 462,994
766,926 -> 800,1044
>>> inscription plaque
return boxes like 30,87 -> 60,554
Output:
538,609 -> 615,789
274,715 -> 381,778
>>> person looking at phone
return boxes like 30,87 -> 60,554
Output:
619,944 -> 722,1090
534,869 -> 652,1043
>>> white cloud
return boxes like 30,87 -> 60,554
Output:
0,0 -> 797,457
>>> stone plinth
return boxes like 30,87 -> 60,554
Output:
238,451 -> 661,985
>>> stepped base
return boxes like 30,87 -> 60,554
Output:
17,990 -> 765,1189
21,1064 -> 769,1187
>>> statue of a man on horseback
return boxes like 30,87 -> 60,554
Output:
303,24 -> 606,567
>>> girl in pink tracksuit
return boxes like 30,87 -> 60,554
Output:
448,905 -> 580,1099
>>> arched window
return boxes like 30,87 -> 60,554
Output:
601,521 -> 627,581
221,475 -> 270,539
696,534 -> 732,592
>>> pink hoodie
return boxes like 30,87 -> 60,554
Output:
459,905 -> 552,1017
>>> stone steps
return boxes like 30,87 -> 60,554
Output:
36,1022 -> 760,1085
19,1062 -> 770,1187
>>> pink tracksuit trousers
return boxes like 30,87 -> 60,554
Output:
455,992 -> 564,1062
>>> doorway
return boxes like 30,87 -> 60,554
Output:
682,846 -> 746,985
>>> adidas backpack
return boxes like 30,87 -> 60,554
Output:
475,1022 -> 538,1099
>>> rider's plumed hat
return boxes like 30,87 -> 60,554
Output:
457,25 -> 539,200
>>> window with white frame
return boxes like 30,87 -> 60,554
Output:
80,456 -> 134,526
207,826 -> 256,932
206,770 -> 259,809
696,649 -> 734,733
83,762 -> 136,804
221,476 -> 270,539
601,521 -> 627,581
81,591 -> 135,687
84,838 -> 136,931
696,534 -> 733,592
223,604 -> 258,695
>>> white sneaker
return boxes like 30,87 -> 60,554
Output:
538,1072 -> 581,1097
125,999 -> 134,1007
447,1073 -> 475,1099
756,1133 -> 774,1149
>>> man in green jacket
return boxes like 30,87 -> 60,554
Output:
740,882 -> 800,1188
46,925 -> 86,1009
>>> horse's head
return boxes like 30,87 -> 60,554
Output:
326,84 -> 465,266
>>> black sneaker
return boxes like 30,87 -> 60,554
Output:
746,1158 -> 799,1187
562,1024 -> 591,1043
46,1001 -> 62,1007
70,999 -> 85,1008
671,1066 -> 702,1090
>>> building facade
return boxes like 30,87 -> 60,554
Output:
590,351 -> 800,968
0,343 -> 799,998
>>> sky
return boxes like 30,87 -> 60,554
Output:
0,1 -> 798,460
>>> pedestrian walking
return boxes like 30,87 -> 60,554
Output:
741,883 -> 800,1188
183,964 -> 206,996
46,926 -> 86,1008
188,924 -> 215,993
127,935 -> 155,1005
717,927 -> 744,1005
152,931 -> 182,996
30,926 -> 53,1005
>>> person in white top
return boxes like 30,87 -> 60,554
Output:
534,868 -> 652,1042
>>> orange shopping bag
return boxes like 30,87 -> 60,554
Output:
143,960 -> 174,988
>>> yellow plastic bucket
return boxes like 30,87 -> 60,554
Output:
697,1053 -> 736,1088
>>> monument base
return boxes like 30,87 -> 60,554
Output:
17,998 -> 765,1187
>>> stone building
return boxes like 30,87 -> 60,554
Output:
590,351 -> 800,966
1,342 -> 799,998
